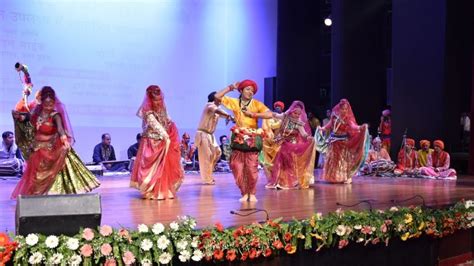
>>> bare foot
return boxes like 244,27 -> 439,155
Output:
167,190 -> 174,199
344,178 -> 352,184
157,194 -> 165,200
248,194 -> 258,202
239,195 -> 249,202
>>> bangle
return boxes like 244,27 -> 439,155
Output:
252,113 -> 257,119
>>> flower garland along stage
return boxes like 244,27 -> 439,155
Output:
0,200 -> 472,265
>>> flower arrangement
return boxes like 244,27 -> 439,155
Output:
230,126 -> 266,151
3,200 -> 472,265
0,232 -> 18,266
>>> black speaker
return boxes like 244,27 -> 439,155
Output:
16,193 -> 102,236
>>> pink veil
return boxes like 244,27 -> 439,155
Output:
284,100 -> 312,135
32,86 -> 74,144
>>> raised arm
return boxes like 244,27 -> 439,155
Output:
214,82 -> 239,100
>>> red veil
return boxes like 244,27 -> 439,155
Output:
31,87 -> 74,144
319,99 -> 369,183
136,85 -> 168,119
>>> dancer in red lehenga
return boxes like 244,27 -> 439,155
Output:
315,99 -> 369,184
130,85 -> 184,200
11,86 -> 100,198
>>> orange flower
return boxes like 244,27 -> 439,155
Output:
213,249 -> 224,260
284,232 -> 292,242
226,250 -> 237,261
0,233 -> 10,246
264,248 -> 272,257
249,248 -> 257,259
215,222 -> 224,232
241,251 -> 249,261
272,240 -> 283,249
285,243 -> 297,254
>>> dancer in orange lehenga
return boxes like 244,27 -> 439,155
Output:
130,85 -> 184,200
315,99 -> 369,184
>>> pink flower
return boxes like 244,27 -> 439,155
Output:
338,239 -> 349,249
361,226 -> 373,235
122,251 -> 136,265
101,243 -> 113,256
80,244 -> 93,257
104,258 -> 117,266
384,219 -> 393,225
371,238 -> 380,245
100,225 -> 113,236
82,228 -> 95,241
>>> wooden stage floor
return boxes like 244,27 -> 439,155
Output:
1,170 -> 473,233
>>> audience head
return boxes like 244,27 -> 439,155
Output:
102,133 -> 111,146
219,135 -> 228,145
182,133 -> 191,144
2,131 -> 14,147
136,133 -> 142,143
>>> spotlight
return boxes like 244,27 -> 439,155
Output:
324,15 -> 332,26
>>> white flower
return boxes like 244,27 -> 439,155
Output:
389,206 -> 399,212
140,239 -> 153,251
335,225 -> 346,236
26,233 -> 39,246
356,238 -> 364,243
28,252 -> 43,264
66,238 -> 80,250
371,227 -> 376,232
188,219 -> 197,229
141,258 -> 152,266
176,240 -> 188,251
152,223 -> 165,235
466,200 -> 474,209
468,212 -> 474,221
170,222 -> 179,231
157,235 -> 170,250
138,224 -> 149,233
159,252 -> 172,264
191,237 -> 199,248
179,250 -> 191,262
45,235 -> 59,249
192,249 -> 203,261
49,253 -> 64,264
345,226 -> 353,235
354,225 -> 362,230
69,254 -> 82,265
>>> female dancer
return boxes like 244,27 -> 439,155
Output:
11,86 -> 100,198
130,85 -> 184,200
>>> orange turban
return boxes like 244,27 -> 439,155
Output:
419,140 -> 430,148
238,79 -> 258,94
273,101 -> 285,110
406,138 -> 415,147
433,140 -> 444,150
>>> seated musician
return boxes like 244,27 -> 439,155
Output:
92,133 -> 128,171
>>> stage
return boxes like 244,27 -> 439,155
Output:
1,170 -> 473,233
